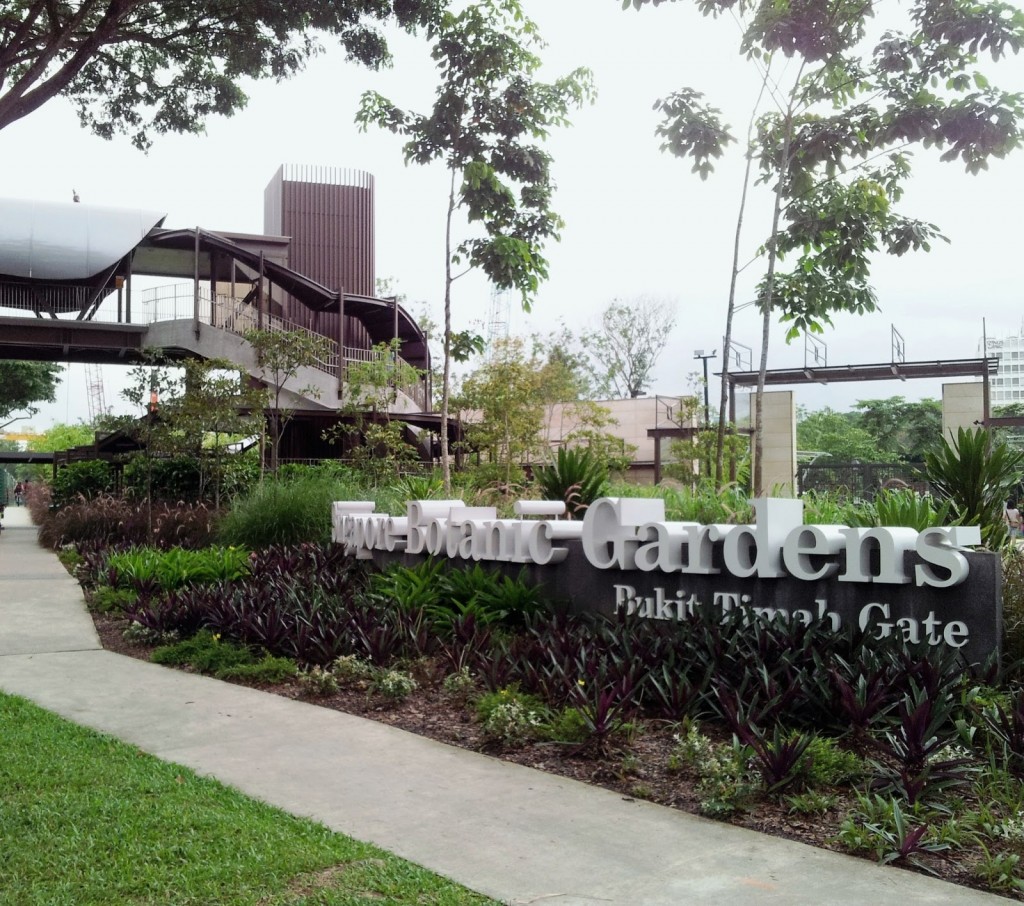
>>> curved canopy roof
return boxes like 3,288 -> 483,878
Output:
0,198 -> 165,281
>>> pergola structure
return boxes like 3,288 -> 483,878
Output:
725,357 -> 998,424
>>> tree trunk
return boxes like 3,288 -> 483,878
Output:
715,79 -> 768,488
753,76 -> 801,496
440,168 -> 457,495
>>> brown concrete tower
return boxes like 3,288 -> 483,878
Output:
264,164 -> 375,345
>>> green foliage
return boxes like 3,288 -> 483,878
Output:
370,668 -> 418,702
151,631 -> 255,676
669,724 -> 760,816
1001,546 -> 1024,670
800,736 -> 866,788
123,454 -> 202,502
973,847 -> 1024,893
51,460 -> 115,507
798,407 -> 885,462
441,666 -> 478,699
0,2 -> 442,146
218,469 -> 380,548
454,336 -> 626,483
475,687 -> 545,745
799,489 -> 859,525
534,447 -> 608,518
643,0 -> 1024,489
541,706 -> 590,744
333,339 -> 426,486
106,546 -> 250,592
370,559 -> 547,629
88,586 -> 138,614
27,421 -> 96,453
357,0 -> 595,489
849,488 -> 952,532
244,329 -> 336,474
298,665 -> 341,696
835,794 -> 951,873
924,427 -> 1024,545
785,790 -> 839,815
167,359 -> 265,506
394,472 -> 445,501
604,479 -> 753,525
853,398 -> 942,462
0,361 -> 61,425
215,656 -> 298,685
668,420 -> 749,485
371,558 -> 448,611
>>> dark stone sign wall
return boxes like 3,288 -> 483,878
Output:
337,497 -> 1003,667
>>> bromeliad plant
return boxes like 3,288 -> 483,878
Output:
534,447 -> 608,519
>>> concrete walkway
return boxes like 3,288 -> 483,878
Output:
0,504 -> 1006,905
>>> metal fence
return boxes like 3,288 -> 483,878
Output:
797,461 -> 928,501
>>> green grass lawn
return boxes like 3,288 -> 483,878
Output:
0,693 -> 496,906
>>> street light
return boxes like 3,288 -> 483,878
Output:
693,349 -> 717,427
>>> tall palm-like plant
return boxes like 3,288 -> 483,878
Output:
923,428 -> 1024,546
534,447 -> 608,519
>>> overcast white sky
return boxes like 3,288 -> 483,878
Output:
3,0 -> 1023,432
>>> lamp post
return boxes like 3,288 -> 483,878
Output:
694,349 -> 717,427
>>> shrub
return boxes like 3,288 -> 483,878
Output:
88,586 -> 138,614
542,706 -> 590,744
476,688 -> 545,745
151,631 -> 255,674
370,669 -> 417,702
371,559 -> 548,630
298,666 -> 340,696
51,461 -> 115,507
441,666 -> 477,699
24,480 -> 52,523
122,621 -> 180,647
332,654 -> 376,685
123,455 -> 203,502
217,470 -> 384,547
801,736 -> 866,788
216,656 -> 298,685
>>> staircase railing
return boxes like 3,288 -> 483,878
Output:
136,284 -> 426,409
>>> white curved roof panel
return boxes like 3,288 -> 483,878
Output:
0,198 -> 166,281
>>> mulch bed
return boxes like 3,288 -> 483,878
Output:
90,611 -> 1008,898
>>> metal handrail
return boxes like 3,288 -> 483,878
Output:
136,283 -> 427,409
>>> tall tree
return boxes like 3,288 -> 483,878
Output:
852,396 -> 941,461
357,0 -> 594,493
582,297 -> 676,399
244,329 -> 334,475
0,1 -> 443,147
0,361 -> 61,428
797,406 -> 884,462
638,0 -> 1024,493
